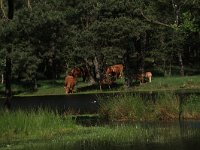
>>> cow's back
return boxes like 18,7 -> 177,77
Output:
111,64 -> 124,78
64,75 -> 76,94
70,67 -> 82,78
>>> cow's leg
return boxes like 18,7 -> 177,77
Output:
65,86 -> 70,94
64,86 -> 67,94
99,85 -> 102,90
119,71 -> 123,78
149,77 -> 151,83
82,75 -> 86,82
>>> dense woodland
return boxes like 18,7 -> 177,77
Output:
0,0 -> 200,89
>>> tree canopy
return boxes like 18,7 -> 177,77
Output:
0,0 -> 200,88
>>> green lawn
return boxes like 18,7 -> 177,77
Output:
0,75 -> 200,96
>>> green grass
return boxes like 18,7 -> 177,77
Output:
1,119 -> 200,149
98,93 -> 180,121
99,93 -> 200,121
131,75 -> 200,92
0,109 -> 77,144
182,95 -> 200,119
0,75 -> 200,96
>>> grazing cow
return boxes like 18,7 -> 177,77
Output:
64,74 -> 76,94
106,64 -> 124,79
134,71 -> 152,84
144,71 -> 152,83
69,66 -> 89,82
134,73 -> 145,84
99,75 -> 114,90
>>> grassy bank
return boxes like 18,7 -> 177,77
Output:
0,109 -> 76,144
99,93 -> 200,121
1,75 -> 200,96
1,120 -> 200,149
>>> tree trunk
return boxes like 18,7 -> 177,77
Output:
93,56 -> 101,80
93,53 -> 105,81
4,48 -> 12,109
169,58 -> 172,76
4,0 -> 14,109
123,51 -> 132,88
84,58 -> 96,84
178,52 -> 184,76
139,32 -> 147,74
8,0 -> 14,19
1,74 -> 4,84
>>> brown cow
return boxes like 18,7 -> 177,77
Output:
106,64 -> 124,79
134,73 -> 145,84
134,71 -> 152,84
69,66 -> 89,82
64,74 -> 76,94
99,75 -> 114,90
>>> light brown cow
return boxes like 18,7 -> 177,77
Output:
64,75 -> 76,94
144,71 -> 152,83
106,64 -> 124,79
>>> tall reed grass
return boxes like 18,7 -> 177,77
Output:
0,109 -> 76,143
99,92 -> 196,121
182,95 -> 200,119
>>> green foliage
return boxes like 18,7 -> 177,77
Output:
0,0 -> 200,87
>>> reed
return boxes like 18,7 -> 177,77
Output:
182,95 -> 200,119
99,93 -> 181,121
0,109 -> 76,143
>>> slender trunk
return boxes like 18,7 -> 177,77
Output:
4,48 -> 12,109
84,58 -> 96,84
93,56 -> 101,80
163,59 -> 166,76
1,74 -> 4,84
8,0 -> 14,19
123,51 -> 131,88
33,78 -> 37,90
169,59 -> 172,76
27,0 -> 32,10
93,53 -> 105,81
139,32 -> 146,74
0,0 -> 7,18
178,52 -> 184,76
4,0 -> 14,109
172,1 -> 185,76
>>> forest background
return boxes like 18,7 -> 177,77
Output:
0,0 -> 200,90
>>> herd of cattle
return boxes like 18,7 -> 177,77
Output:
64,64 -> 152,94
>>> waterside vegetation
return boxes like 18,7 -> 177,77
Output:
1,109 -> 200,150
99,93 -> 200,121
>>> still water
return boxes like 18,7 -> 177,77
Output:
3,120 -> 200,150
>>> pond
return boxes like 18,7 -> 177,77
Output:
2,120 -> 200,150
1,91 -> 200,149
